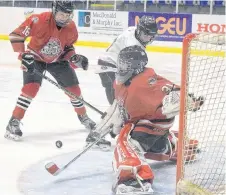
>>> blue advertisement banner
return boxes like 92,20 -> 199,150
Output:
128,12 -> 192,42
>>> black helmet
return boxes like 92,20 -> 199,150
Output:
52,0 -> 74,27
136,15 -> 158,45
116,45 -> 148,84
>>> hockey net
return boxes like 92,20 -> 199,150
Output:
176,33 -> 226,195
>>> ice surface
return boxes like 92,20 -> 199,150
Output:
18,150 -> 176,195
0,40 -> 181,195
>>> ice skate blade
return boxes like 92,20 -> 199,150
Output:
4,131 -> 22,141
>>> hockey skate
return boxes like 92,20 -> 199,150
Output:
78,114 -> 96,130
85,131 -> 111,151
113,179 -> 154,195
5,117 -> 23,141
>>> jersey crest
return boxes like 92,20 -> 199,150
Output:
40,37 -> 62,59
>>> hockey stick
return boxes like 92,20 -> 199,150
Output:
45,101 -> 118,176
45,126 -> 112,176
33,69 -> 106,117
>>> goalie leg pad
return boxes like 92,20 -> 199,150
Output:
113,123 -> 154,184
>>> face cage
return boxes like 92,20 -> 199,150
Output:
53,6 -> 74,27
116,59 -> 134,84
116,58 -> 146,84
137,27 -> 157,45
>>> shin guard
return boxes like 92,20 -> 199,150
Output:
66,85 -> 86,115
12,83 -> 40,120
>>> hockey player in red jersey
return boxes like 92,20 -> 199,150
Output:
5,1 -> 96,141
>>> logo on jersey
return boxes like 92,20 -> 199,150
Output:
40,38 -> 62,59
78,11 -> 91,27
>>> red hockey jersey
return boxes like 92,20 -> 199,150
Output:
114,68 -> 180,134
9,12 -> 78,63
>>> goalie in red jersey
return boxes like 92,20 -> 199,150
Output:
111,45 -> 204,194
87,45 -> 204,194
5,1 -> 96,141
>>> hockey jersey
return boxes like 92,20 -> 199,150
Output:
98,27 -> 145,67
114,68 -> 180,134
9,12 -> 78,63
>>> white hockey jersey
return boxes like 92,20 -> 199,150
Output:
98,27 -> 145,68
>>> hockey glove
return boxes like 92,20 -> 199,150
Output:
70,54 -> 89,70
21,53 -> 35,73
162,91 -> 180,118
187,93 -> 205,112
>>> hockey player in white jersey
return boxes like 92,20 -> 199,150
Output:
96,15 -> 158,105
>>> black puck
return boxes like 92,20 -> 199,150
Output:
56,140 -> 63,148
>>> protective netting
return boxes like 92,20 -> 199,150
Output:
177,33 -> 226,195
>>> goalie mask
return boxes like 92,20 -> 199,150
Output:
52,0 -> 74,27
136,15 -> 158,46
116,45 -> 148,84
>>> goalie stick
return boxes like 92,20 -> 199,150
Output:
33,69 -> 106,118
45,101 -> 118,176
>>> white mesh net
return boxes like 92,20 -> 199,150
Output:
177,33 -> 226,195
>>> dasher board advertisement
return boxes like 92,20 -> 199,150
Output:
76,11 -> 128,38
128,12 -> 192,42
192,14 -> 226,34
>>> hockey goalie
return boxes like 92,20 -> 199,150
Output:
87,45 -> 204,194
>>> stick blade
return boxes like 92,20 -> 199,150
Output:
45,162 -> 60,176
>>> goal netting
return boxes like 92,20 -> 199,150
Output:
176,33 -> 226,195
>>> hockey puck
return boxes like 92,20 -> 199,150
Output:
56,140 -> 63,148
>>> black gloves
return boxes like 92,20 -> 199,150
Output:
70,54 -> 89,70
21,53 -> 35,73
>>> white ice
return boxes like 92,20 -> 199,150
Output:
0,40 -> 181,195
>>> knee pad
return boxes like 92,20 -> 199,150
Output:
22,83 -> 40,98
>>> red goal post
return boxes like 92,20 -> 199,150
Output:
176,33 -> 225,195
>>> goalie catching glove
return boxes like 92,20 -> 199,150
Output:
187,93 -> 205,112
162,91 -> 205,118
